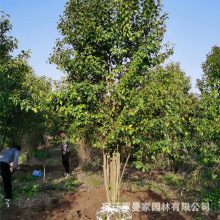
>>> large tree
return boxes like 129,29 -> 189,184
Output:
50,0 -> 173,204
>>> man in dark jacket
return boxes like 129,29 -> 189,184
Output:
60,131 -> 70,176
0,145 -> 21,199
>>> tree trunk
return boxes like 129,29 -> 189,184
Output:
103,151 -> 120,203
103,150 -> 130,204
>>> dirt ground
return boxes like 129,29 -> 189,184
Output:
34,188 -> 196,220
1,186 -> 194,220
0,151 -> 218,220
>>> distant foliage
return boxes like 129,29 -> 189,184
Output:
0,11 -> 52,151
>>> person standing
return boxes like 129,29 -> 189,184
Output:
0,145 -> 21,199
60,131 -> 70,176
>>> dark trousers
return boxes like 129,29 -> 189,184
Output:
0,162 -> 12,199
62,151 -> 70,173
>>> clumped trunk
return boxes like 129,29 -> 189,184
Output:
103,150 -> 130,204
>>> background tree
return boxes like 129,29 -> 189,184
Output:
197,45 -> 220,96
130,62 -> 196,172
196,46 -> 220,150
195,46 -> 220,194
0,11 -> 52,151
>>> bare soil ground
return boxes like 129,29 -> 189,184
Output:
0,150 -> 218,220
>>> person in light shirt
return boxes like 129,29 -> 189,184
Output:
0,145 -> 21,199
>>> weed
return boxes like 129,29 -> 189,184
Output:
144,182 -> 153,190
92,158 -> 102,170
87,173 -> 104,188
162,174 -> 185,188
63,176 -> 80,190
202,188 -> 220,210
14,183 -> 40,198
27,149 -> 52,161
120,199 -> 126,203
55,175 -> 80,191
46,159 -> 55,164
29,211 -> 35,215
20,174 -> 39,182
81,159 -> 102,172
81,163 -> 92,172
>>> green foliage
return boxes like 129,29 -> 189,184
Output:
0,3 -> 218,213
49,1 -> 174,203
20,174 -> 39,182
0,12 -> 31,148
62,176 -> 79,191
49,0 -> 173,156
48,1 -> 219,208
50,0 -> 173,77
11,172 -> 40,198
162,174 -> 185,188
202,188 -> 220,210
0,12 -> 18,57
27,149 -> 52,161
0,11 -> 52,151
53,175 -> 79,191
81,158 -> 102,172
197,45 -> 220,96
130,62 -> 194,170
20,184 -> 40,198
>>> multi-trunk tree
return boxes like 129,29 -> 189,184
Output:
50,0 -> 173,203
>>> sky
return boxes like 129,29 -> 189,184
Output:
0,0 -> 220,93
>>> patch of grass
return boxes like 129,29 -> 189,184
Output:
81,159 -> 102,172
153,183 -> 169,197
20,174 -> 39,182
160,172 -> 219,211
81,163 -> 92,172
46,158 -> 55,164
133,179 -> 171,199
162,174 -> 185,188
144,181 -> 153,190
87,173 -> 104,188
202,188 -> 220,211
58,193 -> 65,201
14,183 -> 40,198
27,149 -> 52,161
29,211 -> 35,215
62,176 -> 80,191
120,199 -> 126,203
47,175 -> 80,191
44,183 -> 57,190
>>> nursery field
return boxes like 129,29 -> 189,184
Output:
0,1 -> 219,220
0,148 -> 219,220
